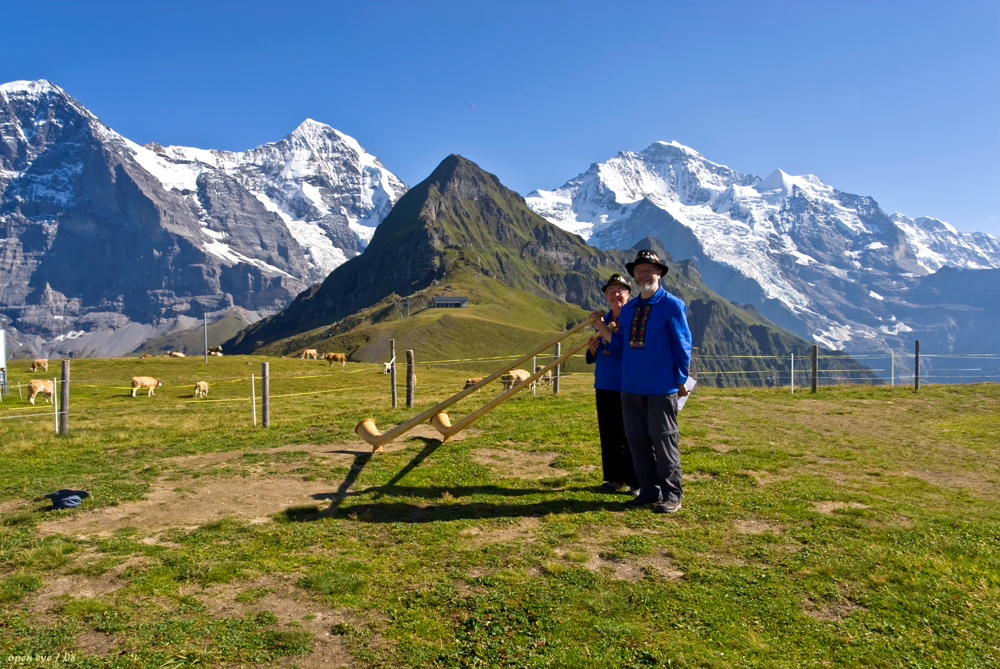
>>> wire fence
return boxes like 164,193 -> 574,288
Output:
1,344 -> 996,433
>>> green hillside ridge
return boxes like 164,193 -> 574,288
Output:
225,155 -> 876,386
133,310 -> 255,357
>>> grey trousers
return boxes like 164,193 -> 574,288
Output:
621,392 -> 682,504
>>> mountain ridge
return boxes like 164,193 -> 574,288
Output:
0,79 -> 406,358
524,141 -> 999,362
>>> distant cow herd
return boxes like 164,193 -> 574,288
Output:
16,347 -> 557,405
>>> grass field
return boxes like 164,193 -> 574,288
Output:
1,354 -> 998,668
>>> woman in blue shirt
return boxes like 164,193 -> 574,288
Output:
586,273 -> 639,494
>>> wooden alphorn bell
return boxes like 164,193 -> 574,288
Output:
354,314 -> 601,452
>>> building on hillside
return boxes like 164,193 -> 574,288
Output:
430,296 -> 469,309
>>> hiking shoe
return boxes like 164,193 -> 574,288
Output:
624,495 -> 660,508
628,487 -> 641,497
601,481 -> 626,492
653,500 -> 682,514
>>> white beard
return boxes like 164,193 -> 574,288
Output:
637,278 -> 659,293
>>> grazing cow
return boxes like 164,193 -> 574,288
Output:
194,381 -> 209,398
324,352 -> 347,367
499,368 -> 532,391
27,379 -> 54,405
301,348 -> 319,360
535,366 -> 553,386
207,346 -> 223,356
383,362 -> 392,374
30,358 -> 48,372
464,377 -> 484,392
131,376 -> 162,397
169,351 -> 186,358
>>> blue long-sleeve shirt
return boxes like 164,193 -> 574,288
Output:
606,287 -> 692,395
586,311 -> 622,391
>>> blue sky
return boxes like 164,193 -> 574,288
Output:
3,0 -> 998,235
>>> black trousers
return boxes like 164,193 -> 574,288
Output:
621,392 -> 682,504
595,389 -> 638,488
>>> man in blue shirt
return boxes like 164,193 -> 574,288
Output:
594,249 -> 692,513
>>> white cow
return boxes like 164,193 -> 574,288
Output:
131,376 -> 162,397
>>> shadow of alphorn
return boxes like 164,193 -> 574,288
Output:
355,315 -> 599,452
428,333 -> 593,441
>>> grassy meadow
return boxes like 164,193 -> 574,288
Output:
0,353 -> 998,668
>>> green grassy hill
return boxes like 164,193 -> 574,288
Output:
132,310 -> 256,357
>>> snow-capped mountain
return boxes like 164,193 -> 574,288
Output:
0,80 -> 406,357
526,141 -> 1000,358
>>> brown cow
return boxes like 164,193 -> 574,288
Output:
535,365 -> 553,386
324,352 -> 347,367
131,376 -> 162,397
300,348 -> 319,360
207,346 -> 223,356
27,379 -> 54,405
464,377 -> 484,392
194,381 -> 209,398
30,358 -> 48,372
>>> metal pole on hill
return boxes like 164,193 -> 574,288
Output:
791,353 -> 795,394
262,362 -> 270,427
52,377 -> 58,433
406,350 -> 415,408
59,360 -> 69,435
914,340 -> 920,392
390,339 -> 397,408
204,313 -> 208,363
811,345 -> 818,393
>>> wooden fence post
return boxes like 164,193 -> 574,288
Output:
59,360 -> 69,435
690,347 -> 698,379
811,345 -> 818,393
390,339 -> 397,408
553,342 -> 562,394
262,362 -> 270,427
914,340 -> 920,392
406,349 -> 415,408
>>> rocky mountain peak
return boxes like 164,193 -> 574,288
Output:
0,80 -> 407,358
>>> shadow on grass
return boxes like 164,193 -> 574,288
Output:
280,436 -> 634,523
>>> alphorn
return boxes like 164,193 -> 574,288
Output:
430,332 -> 593,441
355,314 -> 601,452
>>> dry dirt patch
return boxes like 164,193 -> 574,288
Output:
902,468 -> 998,497
735,518 -> 785,535
470,448 -> 569,479
38,477 -> 340,538
802,596 -> 866,621
460,516 -> 542,545
581,550 -> 684,582
198,574 -> 356,668
38,435 -> 466,538
811,501 -> 869,514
